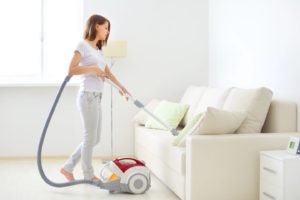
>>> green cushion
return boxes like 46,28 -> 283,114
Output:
172,113 -> 203,146
145,100 -> 189,131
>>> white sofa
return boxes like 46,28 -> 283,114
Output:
134,86 -> 300,200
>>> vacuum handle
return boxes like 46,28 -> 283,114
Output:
105,78 -> 134,101
115,157 -> 145,166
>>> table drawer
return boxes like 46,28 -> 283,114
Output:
260,181 -> 283,200
260,155 -> 283,186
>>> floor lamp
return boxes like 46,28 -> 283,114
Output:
103,40 -> 127,159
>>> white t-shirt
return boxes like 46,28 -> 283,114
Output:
75,40 -> 106,93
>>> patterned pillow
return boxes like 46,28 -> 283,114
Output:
145,100 -> 189,131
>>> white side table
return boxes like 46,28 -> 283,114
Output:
260,150 -> 300,200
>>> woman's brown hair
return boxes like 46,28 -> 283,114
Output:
84,15 -> 110,50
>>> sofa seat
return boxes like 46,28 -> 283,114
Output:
135,126 -> 186,176
135,125 -> 186,199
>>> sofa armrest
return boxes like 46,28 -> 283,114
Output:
185,133 -> 300,200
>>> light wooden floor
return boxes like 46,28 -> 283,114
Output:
0,158 -> 180,200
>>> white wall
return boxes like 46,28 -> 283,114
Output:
0,0 -> 209,157
0,85 -> 112,157
209,0 -> 300,129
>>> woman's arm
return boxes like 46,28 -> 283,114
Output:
68,51 -> 107,78
105,65 -> 130,97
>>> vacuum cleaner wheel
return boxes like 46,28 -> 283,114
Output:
127,173 -> 149,194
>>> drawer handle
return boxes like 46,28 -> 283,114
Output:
263,167 -> 277,174
263,192 -> 276,200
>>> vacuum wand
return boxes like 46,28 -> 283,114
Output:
105,78 -> 178,136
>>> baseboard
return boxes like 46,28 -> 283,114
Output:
0,155 -> 136,160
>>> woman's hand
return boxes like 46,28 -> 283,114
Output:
119,86 -> 131,101
95,67 -> 109,79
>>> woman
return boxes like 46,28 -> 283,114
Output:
60,14 -> 130,181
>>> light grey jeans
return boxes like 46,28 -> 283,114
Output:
63,91 -> 102,180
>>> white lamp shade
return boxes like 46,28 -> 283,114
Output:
103,40 -> 127,57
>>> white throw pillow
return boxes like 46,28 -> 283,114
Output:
133,99 -> 161,125
194,107 -> 247,135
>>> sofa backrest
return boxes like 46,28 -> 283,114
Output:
262,100 -> 297,133
180,86 -> 297,133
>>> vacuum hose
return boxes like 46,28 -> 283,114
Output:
37,75 -> 101,187
37,75 -> 177,188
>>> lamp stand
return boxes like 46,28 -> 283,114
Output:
109,58 -> 115,159
102,40 -> 127,161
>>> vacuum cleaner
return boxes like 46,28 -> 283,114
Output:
37,75 -> 177,194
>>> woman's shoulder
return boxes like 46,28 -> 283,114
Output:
74,40 -> 89,56
76,40 -> 88,50
77,40 -> 87,47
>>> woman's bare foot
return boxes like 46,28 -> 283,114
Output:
60,168 -> 75,181
91,176 -> 100,182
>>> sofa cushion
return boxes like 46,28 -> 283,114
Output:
145,100 -> 189,130
179,86 -> 206,127
133,99 -> 161,125
222,87 -> 273,133
135,126 -> 186,175
193,87 -> 230,115
194,107 -> 247,135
